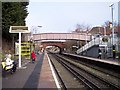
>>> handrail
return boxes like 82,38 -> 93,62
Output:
77,36 -> 106,54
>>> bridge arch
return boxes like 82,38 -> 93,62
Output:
40,42 -> 65,53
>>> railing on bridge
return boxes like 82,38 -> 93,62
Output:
24,33 -> 91,41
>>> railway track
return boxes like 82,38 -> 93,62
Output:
48,53 -> 120,90
48,54 -> 86,89
62,54 -> 120,79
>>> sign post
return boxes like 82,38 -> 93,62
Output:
19,32 -> 21,67
9,26 -> 30,68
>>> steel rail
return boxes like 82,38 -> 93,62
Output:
62,54 -> 120,79
55,54 -> 120,90
52,54 -> 101,90
48,54 -> 67,90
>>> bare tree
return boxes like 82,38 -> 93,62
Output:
72,23 -> 91,33
103,20 -> 118,27
103,21 -> 109,28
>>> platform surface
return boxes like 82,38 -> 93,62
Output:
38,53 -> 57,88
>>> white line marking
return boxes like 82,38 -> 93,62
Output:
46,53 -> 61,89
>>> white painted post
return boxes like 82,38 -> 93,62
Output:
19,32 -> 21,68
104,27 -> 106,36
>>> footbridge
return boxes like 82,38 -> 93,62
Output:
24,33 -> 91,41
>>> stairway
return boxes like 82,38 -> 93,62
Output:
77,36 -> 107,54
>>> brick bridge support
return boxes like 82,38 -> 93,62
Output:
40,42 -> 65,53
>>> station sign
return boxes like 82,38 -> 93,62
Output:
9,26 -> 30,33
9,26 -> 30,68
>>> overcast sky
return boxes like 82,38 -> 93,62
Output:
26,0 -> 119,33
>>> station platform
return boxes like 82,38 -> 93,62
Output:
81,56 -> 120,66
37,52 -> 59,89
38,52 -> 120,89
2,52 -> 59,89
63,53 -> 120,66
2,52 -> 119,89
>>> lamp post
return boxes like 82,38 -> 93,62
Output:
31,26 -> 42,34
109,3 -> 114,45
38,26 -> 42,28
37,26 -> 42,34
30,26 -> 42,54
110,3 -> 116,58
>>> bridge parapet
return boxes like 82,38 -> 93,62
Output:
25,33 -> 91,41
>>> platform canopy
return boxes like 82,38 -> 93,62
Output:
9,26 -> 30,33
